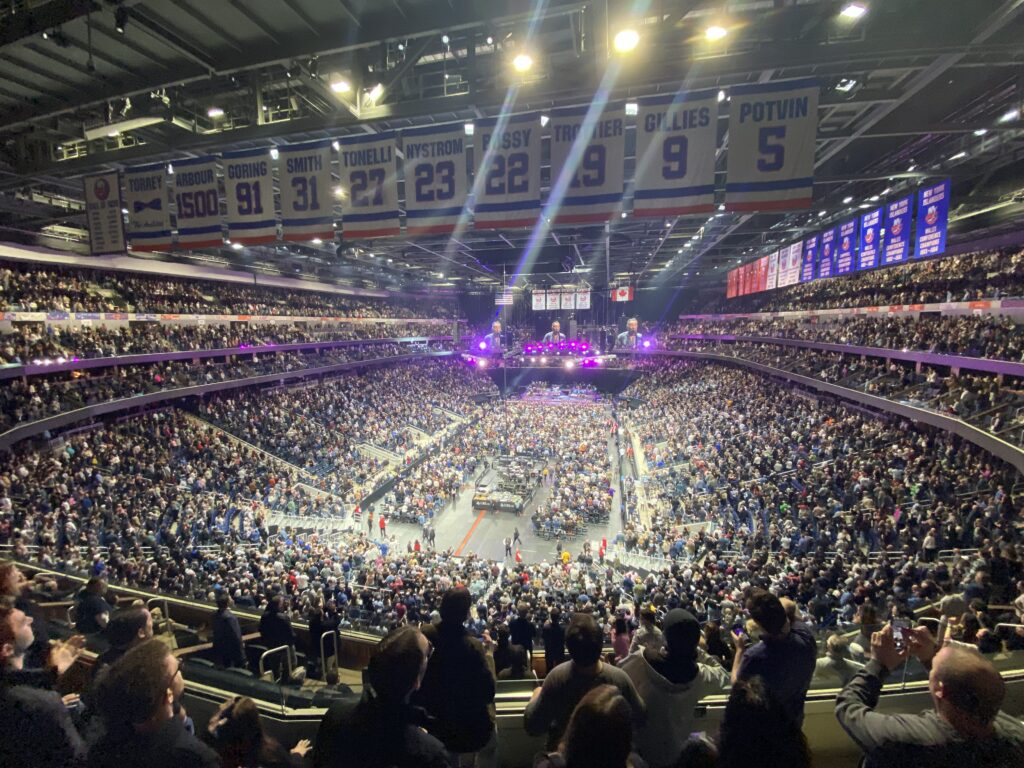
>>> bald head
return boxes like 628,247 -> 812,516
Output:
930,644 -> 1005,728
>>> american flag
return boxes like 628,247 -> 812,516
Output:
495,289 -> 514,306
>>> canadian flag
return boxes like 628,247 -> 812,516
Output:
610,286 -> 634,302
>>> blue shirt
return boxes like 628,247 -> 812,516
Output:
738,620 -> 817,726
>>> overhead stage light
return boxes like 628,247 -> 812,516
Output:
705,26 -> 728,41
512,53 -> 533,73
207,106 -> 224,118
115,6 -> 128,34
840,3 -> 867,20
270,147 -> 279,160
624,102 -> 638,116
717,90 -> 726,102
842,196 -> 853,204
613,28 -> 640,53
330,77 -> 351,94
231,242 -> 243,250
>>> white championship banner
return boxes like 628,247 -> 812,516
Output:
784,242 -> 804,286
546,291 -> 561,310
338,131 -> 401,239
549,104 -> 626,224
633,91 -> 718,217
279,140 -> 335,242
532,291 -> 546,311
765,250 -> 779,291
402,122 -> 470,236
123,162 -> 171,252
172,156 -> 223,249
83,171 -> 126,256
575,289 -> 591,310
474,112 -> 541,229
223,148 -> 276,245
725,78 -> 819,212
560,291 -> 575,310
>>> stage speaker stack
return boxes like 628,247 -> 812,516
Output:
568,318 -> 578,339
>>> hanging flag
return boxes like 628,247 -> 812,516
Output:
914,179 -> 950,259
278,140 -> 335,242
882,196 -> 912,266
495,289 -> 514,306
532,290 -> 546,311
819,227 -> 837,278
473,113 -> 541,229
766,250 -> 780,290
123,162 -> 171,251
402,122 -> 470,236
835,218 -> 858,275
725,78 -> 819,212
560,291 -> 576,310
83,171 -> 127,255
801,235 -> 819,282
549,104 -> 626,224
223,148 -> 277,245
172,156 -> 222,249
338,131 -> 401,238
633,90 -> 718,217
546,292 -> 561,310
610,286 -> 634,302
858,207 -> 882,270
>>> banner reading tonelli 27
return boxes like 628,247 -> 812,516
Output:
725,78 -> 819,212
819,227 -> 836,279
915,179 -> 950,259
123,162 -> 171,251
84,171 -> 126,255
633,90 -> 718,217
402,123 -> 469,236
883,196 -> 912,266
173,157 -> 222,249
278,140 -> 334,242
801,235 -> 819,282
338,131 -> 400,239
549,104 -> 626,224
223,148 -> 276,245
474,113 -> 541,229
858,207 -> 882,271
835,218 -> 857,275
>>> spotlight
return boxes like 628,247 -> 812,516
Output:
464,122 -> 474,135
207,106 -> 224,118
330,77 -> 351,94
367,82 -> 384,101
717,90 -> 726,102
312,238 -> 322,244
512,53 -> 533,73
705,26 -> 728,41
998,108 -> 1019,123
442,34 -> 450,45
642,340 -> 652,349
973,128 -> 988,136
624,102 -> 638,116
477,358 -> 487,368
332,140 -> 340,150
270,147 -> 279,160
613,28 -> 640,54
540,114 -> 549,127
842,196 -> 853,204
479,341 -> 487,350
231,242 -> 243,250
167,163 -> 174,174
486,36 -> 494,45
115,6 -> 128,34
840,3 -> 867,19
540,357 -> 547,364
564,360 -> 575,369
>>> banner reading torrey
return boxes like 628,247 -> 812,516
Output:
725,78 -> 818,212
402,122 -> 470,236
83,172 -> 126,255
278,140 -> 335,242
123,162 -> 171,251
223,148 -> 276,245
473,113 -> 541,229
549,103 -> 626,224
172,156 -> 222,249
338,131 -> 400,238
633,90 -> 718,217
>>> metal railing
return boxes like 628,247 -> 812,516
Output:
258,644 -> 296,680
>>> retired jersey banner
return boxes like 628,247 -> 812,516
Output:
532,291 -> 546,311
84,172 -> 126,255
279,140 -> 334,242
575,289 -> 591,310
338,132 -> 400,239
546,291 -> 561,310
801,235 -> 819,282
766,250 -> 780,290
560,291 -> 576,310
778,243 -> 802,288
725,78 -> 818,212
223,148 -> 276,245
123,162 -> 171,251
549,104 -> 626,224
819,228 -> 837,279
858,207 -> 882,271
633,91 -> 718,217
915,179 -> 950,259
172,157 -> 222,249
402,123 -> 469,236
835,219 -> 857,275
474,113 -> 541,229
883,196 -> 912,265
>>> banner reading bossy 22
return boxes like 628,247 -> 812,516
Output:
725,78 -> 819,212
473,113 -> 541,229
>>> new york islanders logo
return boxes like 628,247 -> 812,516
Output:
890,218 -> 903,236
865,228 -> 875,244
925,205 -> 939,226
841,236 -> 850,251
823,243 -> 832,257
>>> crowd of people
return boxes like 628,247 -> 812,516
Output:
0,260 -> 462,318
0,320 -> 451,366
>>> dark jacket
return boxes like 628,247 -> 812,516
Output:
212,608 -> 246,668
87,715 -> 220,768
76,593 -> 112,635
836,659 -> 1024,768
415,622 -> 496,753
737,619 -> 817,726
0,668 -> 86,768
542,621 -> 566,671
312,694 -> 451,768
259,608 -> 295,651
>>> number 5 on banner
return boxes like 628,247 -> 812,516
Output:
757,126 -> 786,172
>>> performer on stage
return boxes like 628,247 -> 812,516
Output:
483,321 -> 503,353
542,320 -> 566,343
615,317 -> 643,349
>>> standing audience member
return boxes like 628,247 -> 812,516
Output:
543,607 -> 567,674
524,612 -> 647,750
509,603 -> 536,658
611,615 -> 633,662
813,634 -> 865,688
629,605 -> 664,655
212,594 -> 246,669
259,595 -> 296,679
88,639 -> 220,768
417,586 -> 498,767
716,676 -> 811,768
0,602 -> 86,768
835,625 -> 1024,768
76,577 -> 112,635
206,695 -> 310,768
619,609 -> 729,768
732,589 -> 816,726
498,644 -> 537,681
312,625 -> 449,768
535,685 -> 643,768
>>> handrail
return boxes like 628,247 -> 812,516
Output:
146,597 -> 172,628
258,644 -> 295,680
320,630 -> 339,681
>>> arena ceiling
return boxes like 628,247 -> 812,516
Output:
0,0 -> 1023,297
